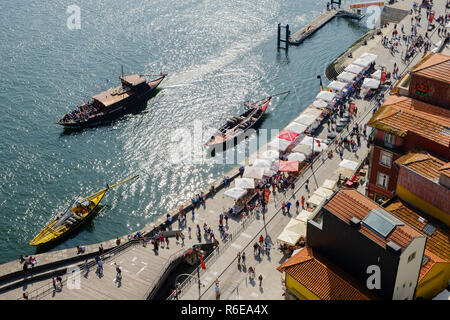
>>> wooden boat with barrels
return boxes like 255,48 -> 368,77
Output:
57,68 -> 167,129
29,175 -> 139,246
205,91 -> 289,155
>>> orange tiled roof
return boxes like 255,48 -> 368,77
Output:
411,53 -> 450,84
324,189 -> 424,250
395,152 -> 448,180
384,199 -> 450,261
419,249 -> 446,282
277,247 -> 376,300
367,96 -> 450,147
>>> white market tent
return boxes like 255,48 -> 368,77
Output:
344,64 -> 364,74
243,166 -> 265,180
312,99 -> 329,109
352,57 -> 372,68
295,210 -> 310,222
313,187 -> 334,199
337,71 -> 357,83
287,152 -> 306,162
285,122 -> 307,134
224,187 -> 247,200
359,52 -> 377,64
339,159 -> 359,171
252,158 -> 272,169
315,90 -> 336,103
299,136 -> 328,152
327,81 -> 348,92
302,107 -> 324,118
294,114 -> 319,128
334,166 -> 354,179
362,78 -> 380,89
268,138 -> 292,152
234,178 -> 255,189
372,69 -> 382,80
277,218 -> 306,246
291,144 -> 313,157
322,178 -> 338,191
260,149 -> 279,161
307,194 -> 326,208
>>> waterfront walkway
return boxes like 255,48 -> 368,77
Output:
1,0 -> 448,301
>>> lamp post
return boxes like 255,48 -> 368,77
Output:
174,270 -> 204,300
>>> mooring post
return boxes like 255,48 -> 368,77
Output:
277,23 -> 281,49
285,24 -> 290,50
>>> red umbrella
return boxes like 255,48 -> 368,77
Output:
278,130 -> 299,142
279,160 -> 299,172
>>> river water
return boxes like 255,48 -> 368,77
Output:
0,0 -> 368,263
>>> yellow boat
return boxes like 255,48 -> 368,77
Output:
29,175 -> 139,246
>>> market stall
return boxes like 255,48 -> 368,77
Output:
344,63 -> 364,74
291,143 -> 313,158
277,218 -> 306,247
243,166 -> 265,180
260,149 -> 280,161
234,178 -> 255,189
315,90 -> 337,103
312,99 -> 329,110
313,186 -> 334,199
224,187 -> 247,200
322,178 -> 338,191
287,152 -> 306,162
278,160 -> 299,173
326,80 -> 348,93
285,122 -> 308,135
278,130 -> 300,142
268,138 -> 292,152
337,71 -> 357,83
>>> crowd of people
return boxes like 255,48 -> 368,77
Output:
60,102 -> 104,123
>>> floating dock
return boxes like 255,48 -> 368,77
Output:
288,9 -> 364,45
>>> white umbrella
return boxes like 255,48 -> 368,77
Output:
315,90 -> 336,102
291,144 -> 313,157
344,64 -> 364,74
285,122 -> 307,134
326,81 -> 347,92
339,159 -> 359,171
312,99 -> 329,109
372,70 -> 382,80
287,152 -> 306,162
224,187 -> 247,200
337,72 -> 357,83
268,138 -> 292,152
260,149 -> 279,161
252,158 -> 272,169
362,78 -> 380,89
299,136 -> 328,152
243,166 -> 265,180
234,178 -> 255,189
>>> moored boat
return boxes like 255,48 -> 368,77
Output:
57,70 -> 167,128
205,91 -> 289,155
29,175 -> 139,246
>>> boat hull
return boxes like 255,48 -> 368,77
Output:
58,76 -> 165,129
29,191 -> 106,247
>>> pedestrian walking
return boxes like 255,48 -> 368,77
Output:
57,275 -> 63,288
166,236 -> 170,249
253,242 -> 259,255
258,274 -> 263,287
215,283 -> 220,298
97,258 -> 103,276
237,252 -> 241,266
305,179 -> 310,193
188,226 -> 192,239
191,209 -> 195,220
52,277 -> 57,290
301,196 -> 305,209
84,260 -> 89,273
224,213 -> 229,226
281,201 -> 286,213
259,235 -> 264,245
286,201 -> 291,214
180,233 -> 185,246
242,252 -> 246,266
98,243 -> 104,256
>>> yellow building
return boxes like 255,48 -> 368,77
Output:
384,198 -> 450,300
277,247 -> 377,300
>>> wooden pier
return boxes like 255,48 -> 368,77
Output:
288,8 -> 364,45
